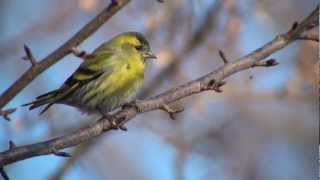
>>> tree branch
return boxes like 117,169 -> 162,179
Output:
297,31 -> 319,42
0,108 -> 16,121
0,0 -> 131,110
0,5 -> 318,168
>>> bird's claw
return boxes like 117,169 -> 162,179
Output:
108,118 -> 127,131
99,111 -> 127,131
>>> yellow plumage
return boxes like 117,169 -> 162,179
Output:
23,32 -> 156,115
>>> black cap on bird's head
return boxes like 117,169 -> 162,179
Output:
114,32 -> 157,60
131,32 -> 157,59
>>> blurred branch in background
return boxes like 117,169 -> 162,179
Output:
0,0 -> 131,111
139,1 -> 222,98
50,139 -> 99,180
0,1 -> 78,60
0,5 -> 317,171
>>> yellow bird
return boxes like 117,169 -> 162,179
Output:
23,32 -> 156,128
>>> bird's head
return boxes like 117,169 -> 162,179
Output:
110,32 -> 157,61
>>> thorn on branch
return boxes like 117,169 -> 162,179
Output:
9,141 -> 16,150
291,21 -> 299,31
111,0 -> 119,6
252,59 -> 279,67
0,108 -> 16,121
212,81 -> 226,92
52,149 -> 71,158
22,44 -> 37,67
160,104 -> 184,120
0,167 -> 9,180
265,59 -> 279,66
205,80 -> 226,92
218,49 -> 229,64
71,47 -> 95,60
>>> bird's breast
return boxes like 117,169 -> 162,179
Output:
72,59 -> 145,113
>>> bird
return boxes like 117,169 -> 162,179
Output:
23,32 -> 156,128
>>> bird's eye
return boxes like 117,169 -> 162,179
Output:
135,45 -> 143,51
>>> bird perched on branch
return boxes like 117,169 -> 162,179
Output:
23,32 -> 156,128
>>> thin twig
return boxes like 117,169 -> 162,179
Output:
22,44 -> 37,67
218,49 -> 229,64
8,141 -> 16,150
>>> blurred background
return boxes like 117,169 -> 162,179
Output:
0,0 -> 318,179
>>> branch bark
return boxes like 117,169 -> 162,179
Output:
0,0 -> 131,110
297,30 -> 319,42
0,5 -> 318,168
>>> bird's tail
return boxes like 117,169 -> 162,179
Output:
22,90 -> 60,114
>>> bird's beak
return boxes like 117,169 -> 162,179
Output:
144,51 -> 157,59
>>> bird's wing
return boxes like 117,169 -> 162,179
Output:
22,48 -> 115,114
59,50 -> 114,96
22,63 -> 107,114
